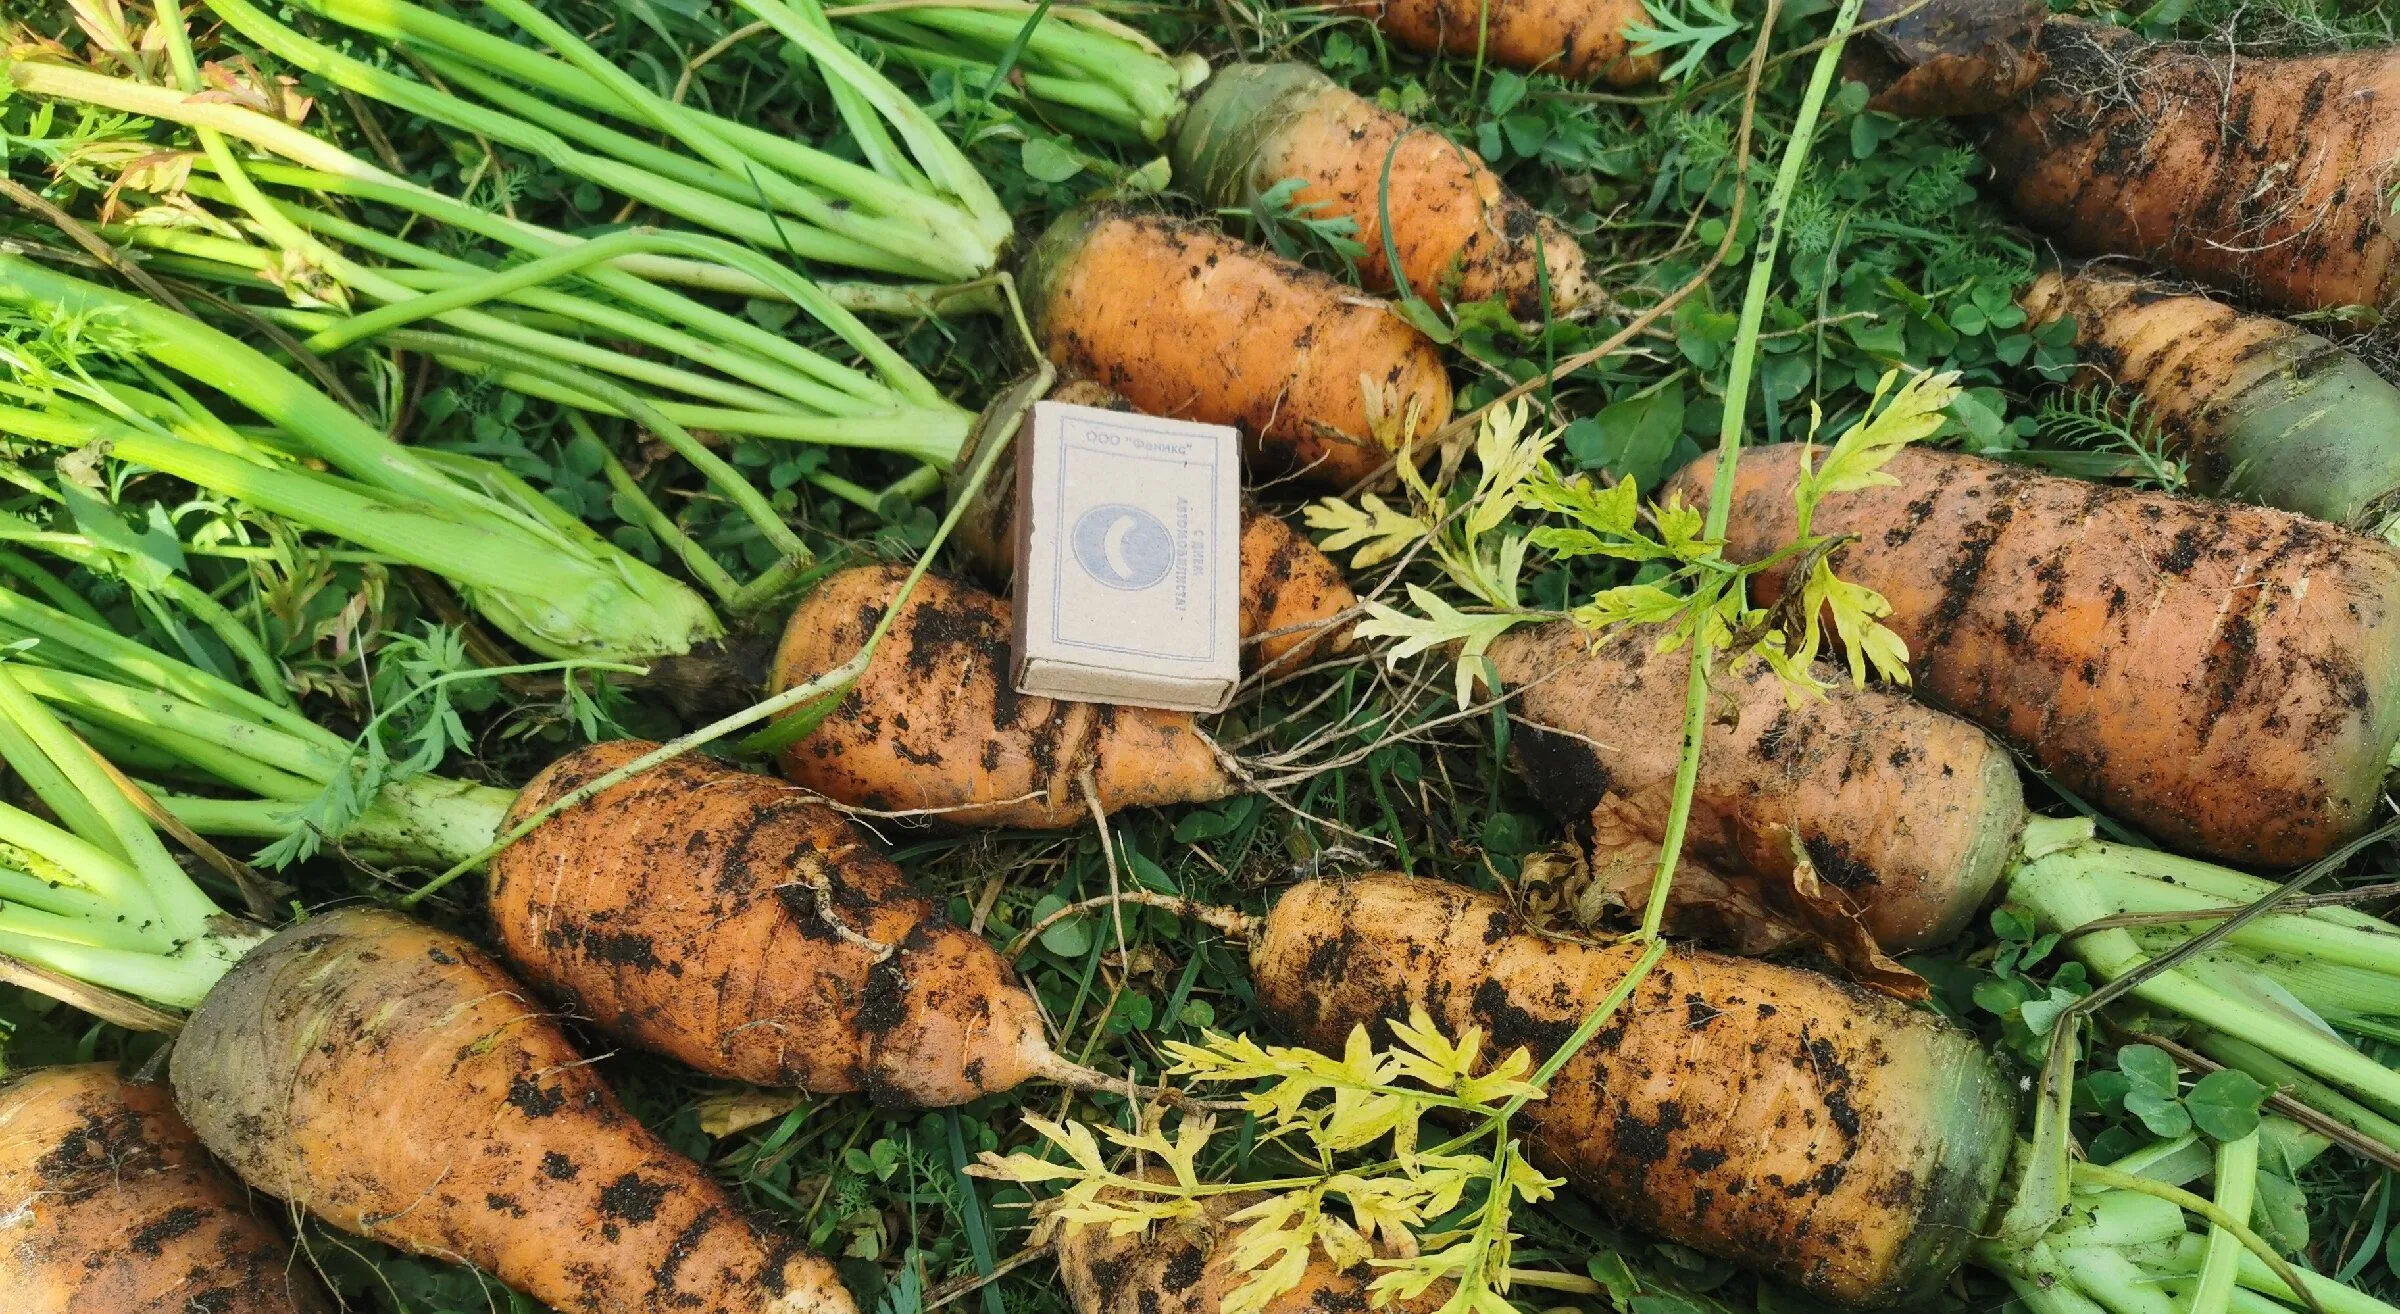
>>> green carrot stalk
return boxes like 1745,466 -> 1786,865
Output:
205,0 -> 1007,279
0,661 -> 263,1008
0,259 -> 722,662
2006,820 -> 2400,1143
831,2 -> 1204,141
0,574 -> 524,870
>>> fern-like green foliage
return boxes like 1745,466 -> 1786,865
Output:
1624,0 -> 1742,82
1309,367 -> 1960,708
971,1010 -> 1560,1314
2036,387 -> 2188,492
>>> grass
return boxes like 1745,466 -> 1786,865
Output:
0,0 -> 2398,1311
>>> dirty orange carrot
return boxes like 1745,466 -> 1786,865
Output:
1488,619 -> 2024,955
1336,0 -> 1661,85
169,907 -> 858,1314
0,1064 -> 331,1314
490,739 -> 1118,1105
1172,63 -> 1596,317
1983,18 -> 2400,314
769,564 -> 1233,827
1020,205 -> 1453,489
1249,874 -> 2016,1307
1670,443 -> 2400,865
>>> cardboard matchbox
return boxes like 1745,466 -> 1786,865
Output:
1010,400 -> 1241,713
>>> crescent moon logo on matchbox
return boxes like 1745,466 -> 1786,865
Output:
1069,503 -> 1174,591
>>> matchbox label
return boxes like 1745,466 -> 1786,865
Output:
1039,408 -> 1230,663
1013,400 -> 1240,712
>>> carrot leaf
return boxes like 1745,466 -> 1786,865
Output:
1355,588 -> 1527,708
1793,366 -> 1962,538
1303,493 -> 1431,569
974,1012 -> 1577,1314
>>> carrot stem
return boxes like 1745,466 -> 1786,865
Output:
2190,1132 -> 2260,1314
2070,1164 -> 2323,1314
1639,0 -> 1858,940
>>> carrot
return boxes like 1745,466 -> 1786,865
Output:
2022,267 -> 2400,534
1171,63 -> 1596,318
769,564 -> 1233,827
1669,443 -> 2400,865
1055,1169 -> 1450,1314
1487,619 -> 2024,954
1840,0 -> 2049,117
169,907 -> 857,1314
0,1064 -> 330,1314
490,738 -> 1107,1105
1020,205 -> 1453,489
1982,18 -> 2400,315
1237,509 -> 1359,668
947,380 -> 1356,670
1333,0 -> 1660,86
1249,874 -> 2016,1307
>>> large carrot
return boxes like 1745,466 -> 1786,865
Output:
1335,0 -> 1660,85
1982,18 -> 2400,315
491,739 -> 1131,1104
2022,267 -> 2400,534
1249,874 -> 2015,1307
1669,444 -> 2400,865
1171,63 -> 1595,318
769,565 -> 1233,827
170,907 -> 855,1314
1020,205 -> 1453,488
0,1065 -> 330,1314
1488,619 -> 2023,954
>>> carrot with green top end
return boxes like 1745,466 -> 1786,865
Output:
1670,443 -> 2400,865
2022,267 -> 2400,535
169,908 -> 856,1314
0,1065 -> 330,1314
1021,206 -> 1452,489
1250,874 -> 2016,1307
1172,63 -> 1596,318
1489,619 -> 2024,956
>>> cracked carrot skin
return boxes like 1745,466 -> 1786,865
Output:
769,565 -> 1232,828
2022,268 -> 2400,533
1172,62 -> 1596,318
1488,619 -> 2024,954
0,1065 -> 331,1314
1338,0 -> 1661,85
1983,18 -> 2400,315
1670,444 -> 2400,866
1251,875 -> 2015,1307
1020,205 -> 1452,489
491,739 -> 1061,1106
169,908 -> 856,1314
